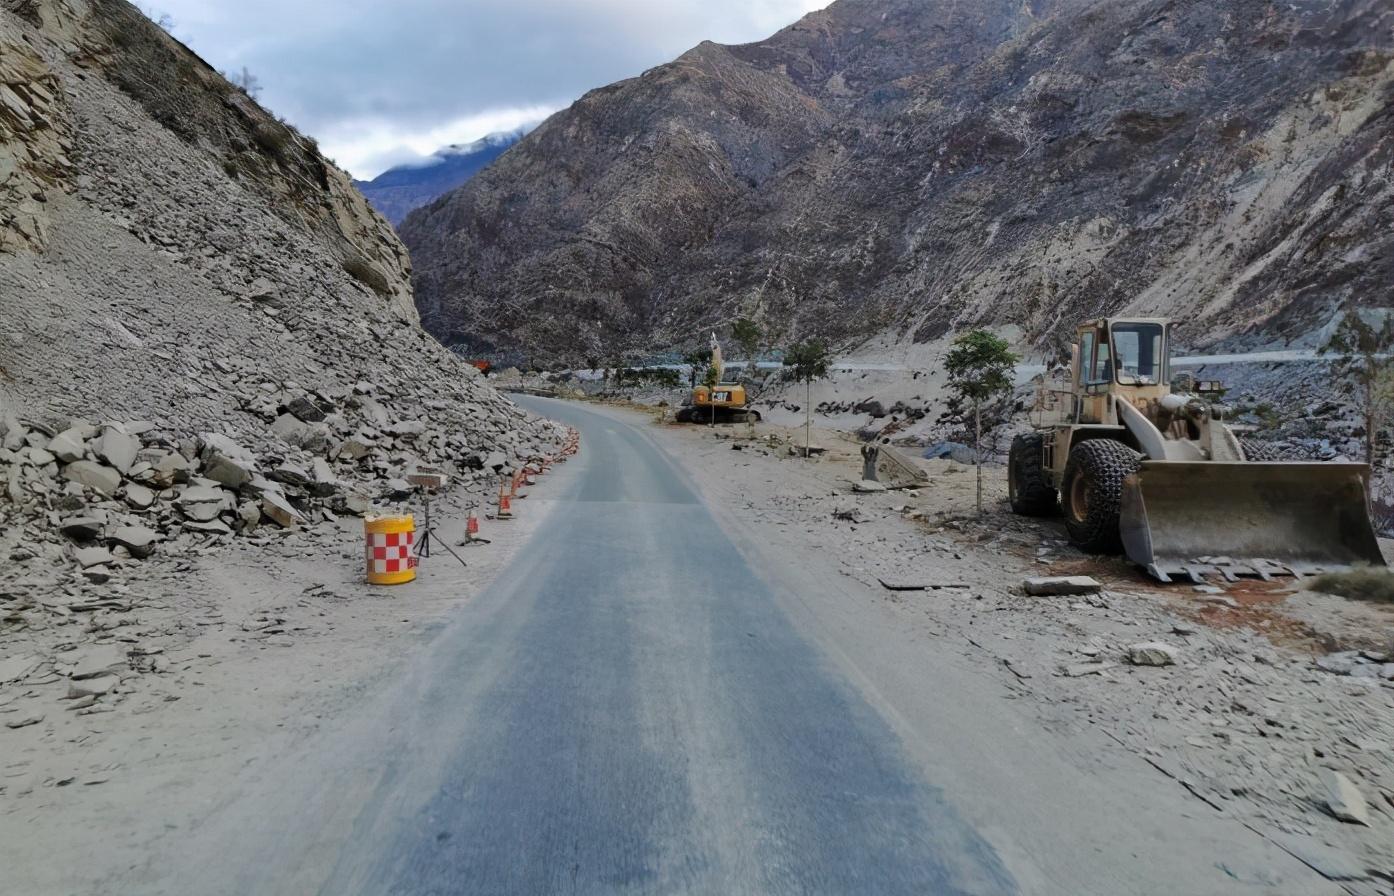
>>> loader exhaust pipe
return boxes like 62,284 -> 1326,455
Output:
1120,461 -> 1385,582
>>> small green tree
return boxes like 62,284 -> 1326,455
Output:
785,339 -> 831,459
702,363 -> 721,425
944,330 -> 1020,514
682,348 -> 709,388
732,317 -> 762,376
1319,310 -> 1394,466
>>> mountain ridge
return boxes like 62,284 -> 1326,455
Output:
402,0 -> 1394,367
354,129 -> 527,226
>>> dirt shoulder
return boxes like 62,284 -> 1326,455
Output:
628,408 -> 1394,893
0,477 -> 565,896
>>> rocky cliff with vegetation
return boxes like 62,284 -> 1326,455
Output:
402,0 -> 1394,367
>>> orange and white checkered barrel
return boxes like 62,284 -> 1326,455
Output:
364,515 -> 417,585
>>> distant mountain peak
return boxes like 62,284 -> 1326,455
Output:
353,127 -> 532,226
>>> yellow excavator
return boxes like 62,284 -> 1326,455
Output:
1010,316 -> 1385,582
675,334 -> 761,423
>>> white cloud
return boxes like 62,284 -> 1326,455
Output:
322,105 -> 558,178
146,0 -> 834,178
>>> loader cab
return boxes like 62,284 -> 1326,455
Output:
1072,318 -> 1172,423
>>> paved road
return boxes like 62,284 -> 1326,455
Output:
315,397 -> 1015,895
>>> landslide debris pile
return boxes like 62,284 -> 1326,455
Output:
0,0 -> 559,585
404,0 -> 1394,366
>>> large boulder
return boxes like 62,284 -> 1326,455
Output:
61,460 -> 121,497
198,433 -> 257,489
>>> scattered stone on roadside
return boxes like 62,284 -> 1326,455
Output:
67,674 -> 118,698
1315,651 -> 1364,676
1062,662 -> 1116,677
1192,584 -> 1223,595
852,479 -> 887,493
1321,770 -> 1371,825
0,654 -> 41,684
61,459 -> 121,497
108,525 -> 159,559
96,427 -> 140,474
73,546 -> 115,569
59,515 -> 104,540
123,482 -> 156,509
68,644 -> 128,679
1126,642 -> 1179,666
46,428 -> 87,463
261,491 -> 302,528
1171,622 -> 1198,636
5,715 -> 43,729
199,433 -> 257,488
1024,576 -> 1101,596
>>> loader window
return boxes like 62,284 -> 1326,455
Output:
1111,323 -> 1165,385
1082,330 -> 1111,385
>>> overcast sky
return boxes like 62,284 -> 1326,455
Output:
148,0 -> 831,178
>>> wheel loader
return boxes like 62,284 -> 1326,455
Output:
1009,317 -> 1385,582
674,334 -> 762,424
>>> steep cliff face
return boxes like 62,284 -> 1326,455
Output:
0,0 -> 552,488
403,0 -> 1394,366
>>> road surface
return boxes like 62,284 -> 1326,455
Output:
153,398 -> 1332,896
321,397 -> 1013,894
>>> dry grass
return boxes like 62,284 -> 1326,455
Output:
1309,566 -> 1394,604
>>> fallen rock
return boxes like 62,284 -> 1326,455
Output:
199,433 -> 257,489
61,460 -> 121,497
108,525 -> 159,559
73,546 -> 115,569
5,715 -> 43,729
1321,770 -> 1370,825
46,428 -> 87,463
67,674 -> 117,698
1315,651 -> 1362,676
1126,642 -> 1179,666
59,515 -> 104,540
285,394 -> 327,423
852,479 -> 887,493
123,482 -> 156,509
0,654 -> 41,684
96,427 -> 139,474
176,485 -> 230,522
69,644 -> 128,679
1023,576 -> 1101,596
261,491 -> 302,528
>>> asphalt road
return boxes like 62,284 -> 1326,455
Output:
313,397 -> 1016,895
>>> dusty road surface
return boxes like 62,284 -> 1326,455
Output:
138,398 -> 1334,896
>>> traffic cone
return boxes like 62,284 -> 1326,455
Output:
497,480 -> 513,519
466,510 -> 481,540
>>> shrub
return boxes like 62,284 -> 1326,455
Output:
1309,567 -> 1394,603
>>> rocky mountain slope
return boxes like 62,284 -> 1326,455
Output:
353,129 -> 526,226
0,0 -> 559,581
403,0 -> 1394,367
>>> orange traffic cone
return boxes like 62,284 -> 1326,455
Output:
466,510 -> 481,539
497,480 -> 513,519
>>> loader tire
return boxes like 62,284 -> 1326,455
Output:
1061,439 -> 1141,554
1008,433 -> 1058,516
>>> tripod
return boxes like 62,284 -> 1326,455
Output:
414,486 -> 469,570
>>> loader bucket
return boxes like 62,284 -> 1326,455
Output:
1119,461 -> 1386,583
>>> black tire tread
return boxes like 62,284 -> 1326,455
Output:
1008,432 -> 1058,516
1062,439 -> 1142,554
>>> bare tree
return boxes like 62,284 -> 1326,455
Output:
226,66 -> 263,100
